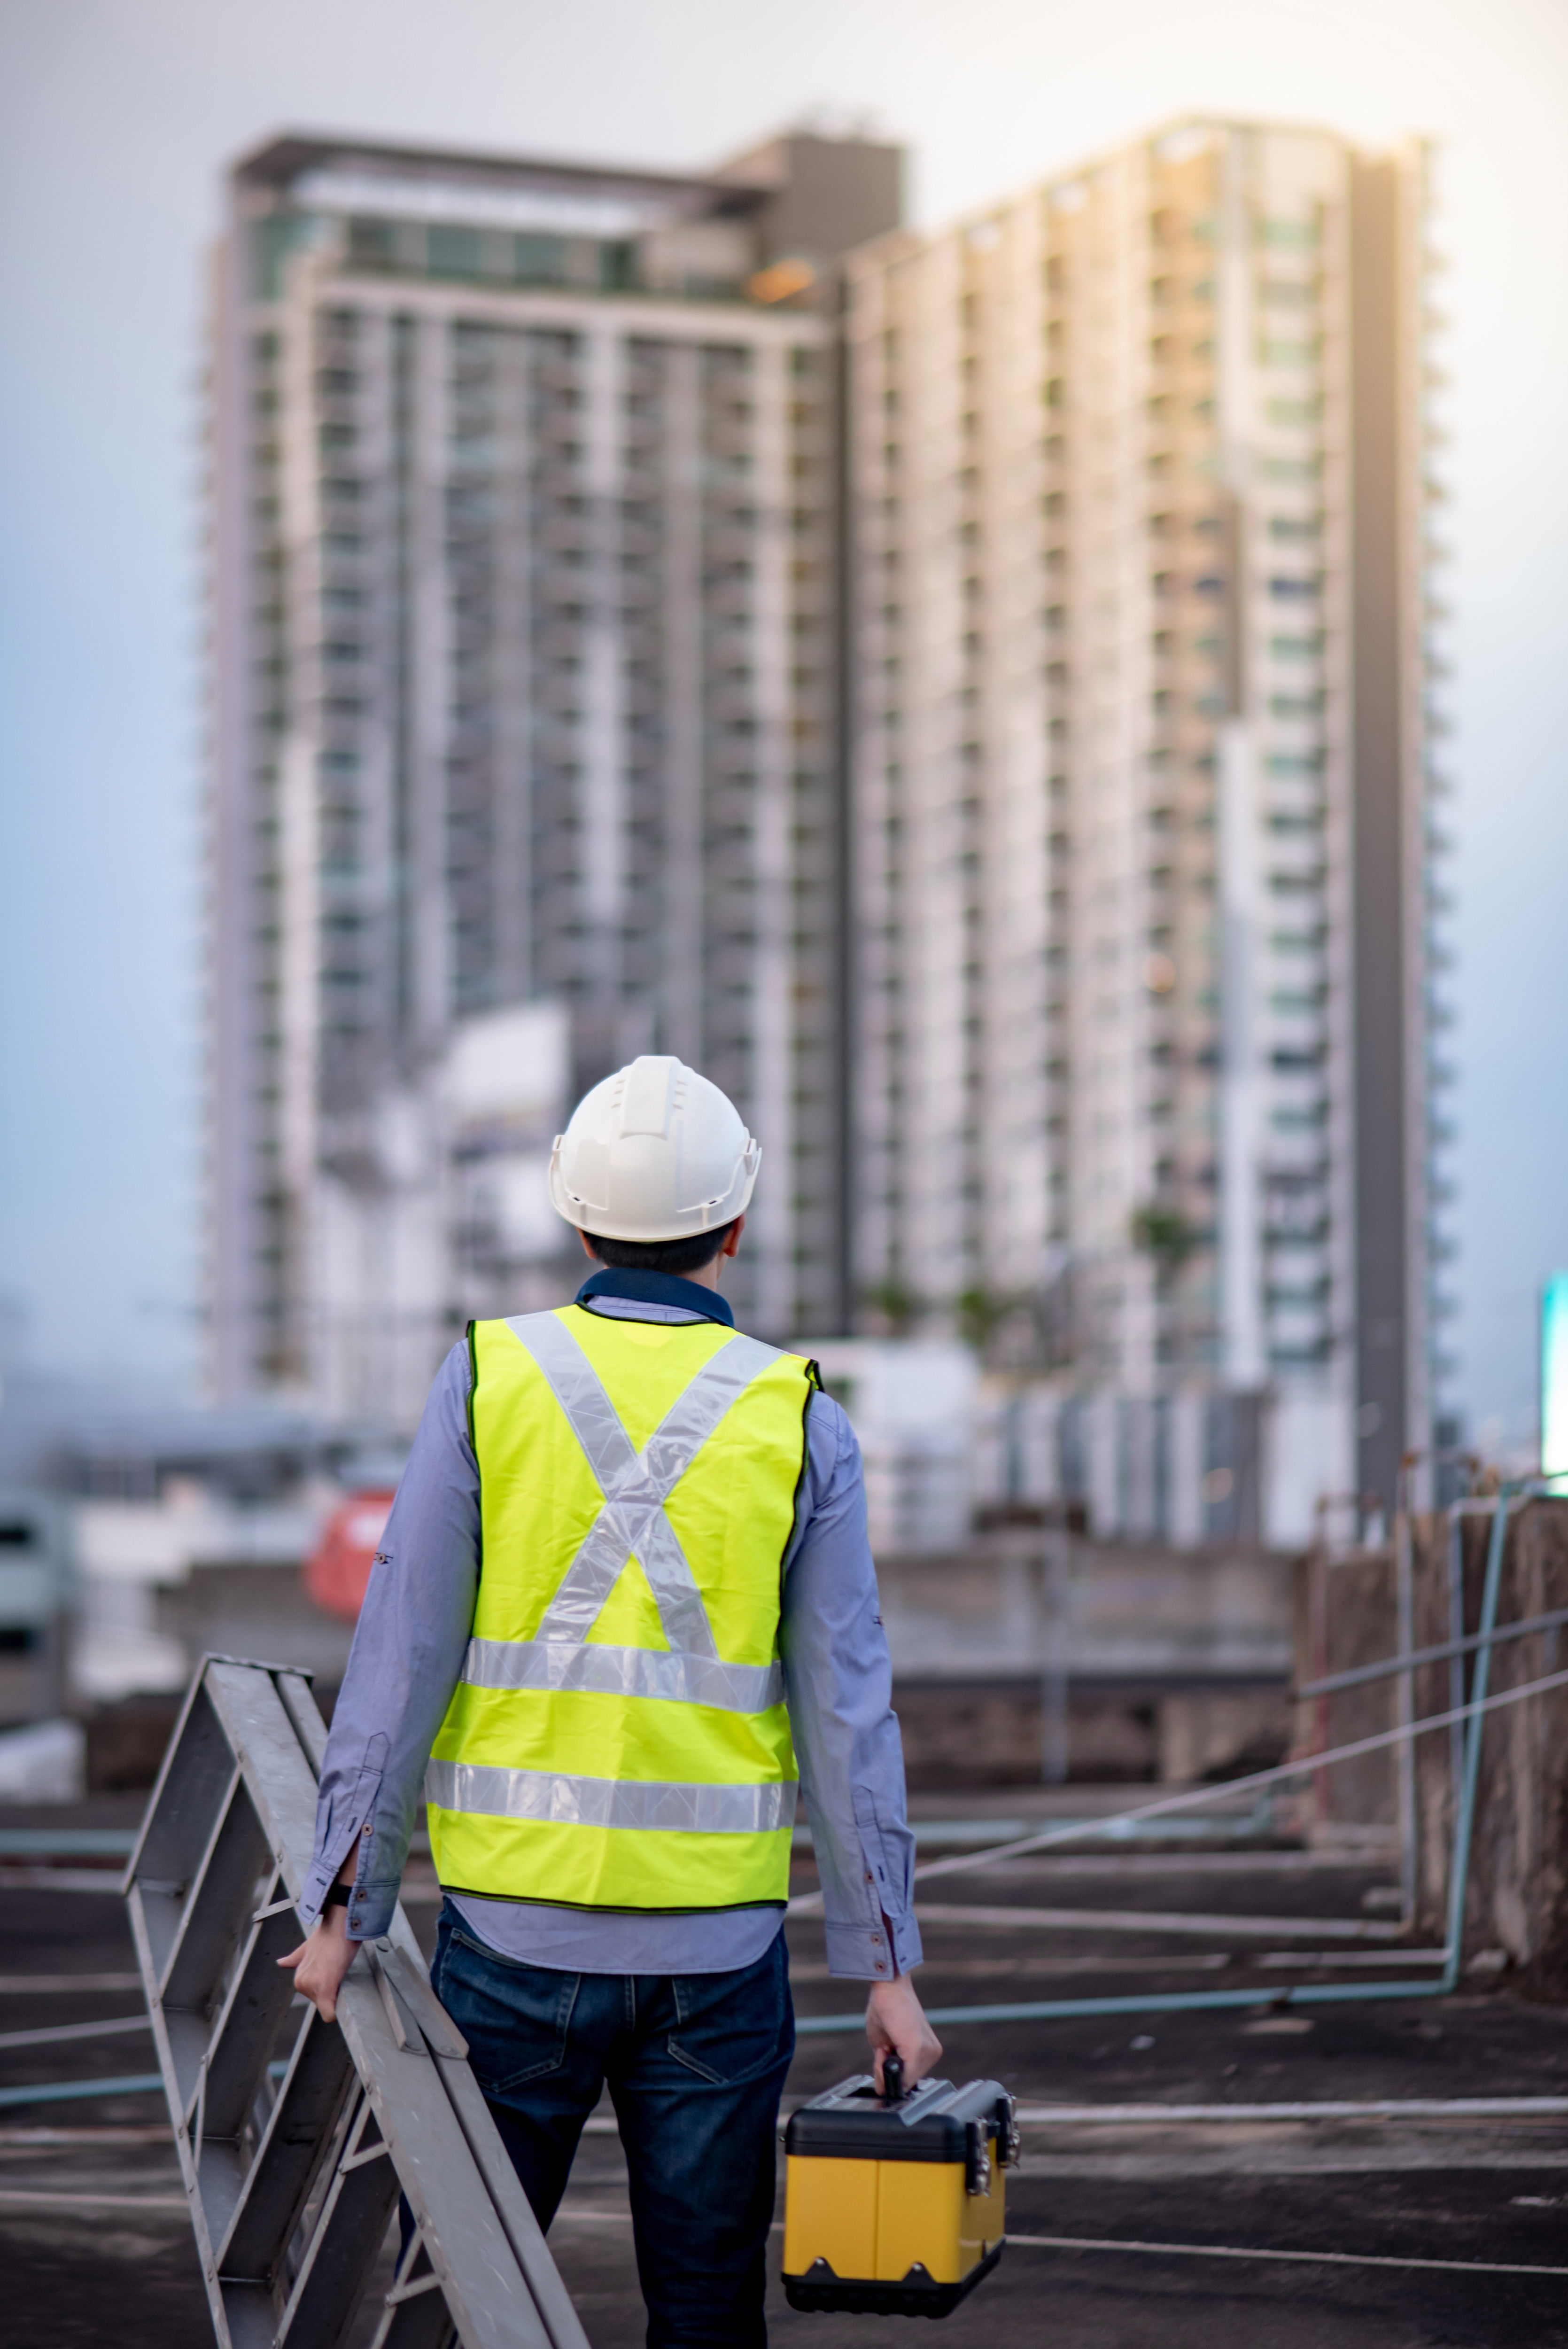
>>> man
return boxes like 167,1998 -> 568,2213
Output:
282,1054 -> 939,2346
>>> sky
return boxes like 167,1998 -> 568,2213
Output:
0,0 -> 1565,1449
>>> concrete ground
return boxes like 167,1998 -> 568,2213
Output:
6,1793 -> 1568,2346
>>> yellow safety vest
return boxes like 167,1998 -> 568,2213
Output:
426,1305 -> 817,1913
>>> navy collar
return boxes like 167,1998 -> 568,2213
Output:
574,1266 -> 735,1328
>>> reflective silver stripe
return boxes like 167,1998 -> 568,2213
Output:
425,1757 -> 798,1836
502,1313 -> 783,1660
504,1310 -> 639,1491
462,1635 -> 785,1714
505,1309 -> 712,1655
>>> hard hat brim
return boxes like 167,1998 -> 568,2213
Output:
549,1133 -> 761,1243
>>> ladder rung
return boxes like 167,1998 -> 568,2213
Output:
387,2271 -> 446,2305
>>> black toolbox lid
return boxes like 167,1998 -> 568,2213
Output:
785,2074 -> 1012,2164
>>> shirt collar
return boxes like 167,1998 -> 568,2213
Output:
574,1266 -> 735,1328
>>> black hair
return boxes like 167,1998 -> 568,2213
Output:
582,1221 -> 737,1277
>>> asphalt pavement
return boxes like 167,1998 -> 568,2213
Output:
6,1793 -> 1568,2347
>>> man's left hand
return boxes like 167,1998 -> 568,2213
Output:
279,1903 -> 357,2023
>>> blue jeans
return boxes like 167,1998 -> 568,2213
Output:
430,1905 -> 795,2348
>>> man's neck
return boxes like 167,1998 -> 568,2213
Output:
575,1264 -> 736,1328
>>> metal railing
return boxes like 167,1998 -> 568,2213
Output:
793,1484 -> 1563,2034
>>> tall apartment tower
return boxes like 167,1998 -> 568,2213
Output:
208,130 -> 900,1421
846,120 -> 1450,1540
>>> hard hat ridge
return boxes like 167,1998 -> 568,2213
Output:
549,1055 -> 761,1243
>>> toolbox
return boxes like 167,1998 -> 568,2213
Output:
782,2057 -> 1019,2317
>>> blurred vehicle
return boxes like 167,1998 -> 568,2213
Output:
304,1491 -> 396,1624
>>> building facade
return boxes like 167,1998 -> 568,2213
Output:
206,115 -> 1452,1541
845,120 -> 1451,1541
207,131 -> 899,1421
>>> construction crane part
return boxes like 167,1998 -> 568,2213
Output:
123,1655 -> 591,2349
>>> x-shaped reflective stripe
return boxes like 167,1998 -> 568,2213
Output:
503,1312 -> 781,1661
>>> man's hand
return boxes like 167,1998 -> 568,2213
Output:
865,1975 -> 942,2094
278,1901 -> 358,2023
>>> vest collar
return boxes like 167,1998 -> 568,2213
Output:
574,1266 -> 735,1328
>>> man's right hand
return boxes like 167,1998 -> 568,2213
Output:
865,1975 -> 942,2093
278,1904 -> 358,2023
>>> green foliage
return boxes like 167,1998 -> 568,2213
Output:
860,1279 -> 921,1334
1130,1202 -> 1197,1270
956,1286 -> 1008,1349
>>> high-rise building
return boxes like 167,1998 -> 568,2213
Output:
207,130 -> 900,1421
845,119 -> 1451,1540
207,114 -> 1452,1545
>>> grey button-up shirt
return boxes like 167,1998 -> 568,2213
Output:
298,1273 -> 923,1980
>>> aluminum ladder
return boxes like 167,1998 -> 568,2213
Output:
124,1654 -> 592,2349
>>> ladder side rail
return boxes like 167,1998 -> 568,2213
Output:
128,1678 -> 240,1980
128,1665 -> 333,2349
216,2006 -> 358,2281
197,1665 -> 402,2340
228,1661 -> 592,2349
430,2054 -> 594,2349
327,1949 -> 564,2349
127,1876 -> 245,2349
130,1657 -> 592,2349
275,1668 -> 329,1773
275,1667 -> 591,2349
161,1768 -> 277,2019
198,1898 -> 304,2142
272,2091 -> 404,2349
126,1875 -> 198,2122
204,1662 -> 331,1895
372,2291 -> 459,2349
124,1663 -> 238,1890
366,2238 -> 459,2349
193,1903 -> 322,2248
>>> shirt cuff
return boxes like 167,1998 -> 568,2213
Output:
823,1909 -> 924,1981
297,1822 -> 388,1940
340,1877 -> 399,1941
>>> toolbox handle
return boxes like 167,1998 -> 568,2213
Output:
881,2053 -> 906,2105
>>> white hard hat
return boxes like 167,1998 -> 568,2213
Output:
549,1056 -> 761,1243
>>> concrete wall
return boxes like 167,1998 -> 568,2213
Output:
1410,1501 -> 1568,1988
879,1525 -> 1293,1785
878,1525 -> 1293,1684
1293,1500 -> 1568,1991
1291,1540 -> 1404,1833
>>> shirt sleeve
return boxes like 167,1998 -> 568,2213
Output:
780,1393 -> 924,1981
296,1341 -> 479,1941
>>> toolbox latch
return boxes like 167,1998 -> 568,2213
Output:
963,2117 -> 993,2198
